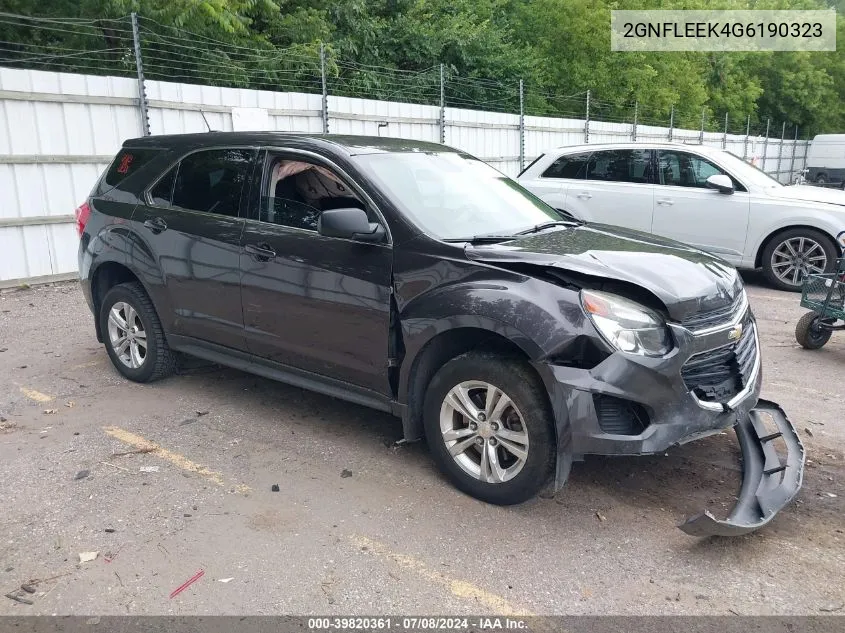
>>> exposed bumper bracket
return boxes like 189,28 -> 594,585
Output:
679,399 -> 805,537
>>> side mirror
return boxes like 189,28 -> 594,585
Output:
705,174 -> 734,194
318,207 -> 386,243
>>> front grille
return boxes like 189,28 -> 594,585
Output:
593,394 -> 650,435
681,314 -> 757,403
681,291 -> 746,331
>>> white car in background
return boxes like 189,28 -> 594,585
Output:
517,142 -> 845,291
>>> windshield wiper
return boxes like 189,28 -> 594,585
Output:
515,220 -> 581,236
443,235 -> 518,244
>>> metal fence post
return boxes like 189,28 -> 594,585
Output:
789,126 -> 798,183
130,12 -> 150,136
803,133 -> 810,175
631,101 -> 638,141
762,118 -> 771,171
743,115 -> 750,159
668,105 -> 674,142
777,121 -> 786,182
584,90 -> 590,143
319,43 -> 329,134
699,107 -> 705,144
518,79 -> 525,171
722,112 -> 728,149
439,64 -> 446,144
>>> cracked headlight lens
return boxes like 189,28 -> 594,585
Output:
581,290 -> 672,357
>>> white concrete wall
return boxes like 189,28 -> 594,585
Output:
0,66 -> 809,283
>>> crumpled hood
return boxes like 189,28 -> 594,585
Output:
767,185 -> 845,207
465,224 -> 742,321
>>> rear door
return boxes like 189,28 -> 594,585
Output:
566,149 -> 655,232
239,149 -> 393,394
135,147 -> 256,350
652,149 -> 750,264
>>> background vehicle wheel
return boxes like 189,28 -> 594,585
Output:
816,174 -> 827,185
99,281 -> 175,382
761,228 -> 837,292
423,351 -> 555,505
795,311 -> 833,350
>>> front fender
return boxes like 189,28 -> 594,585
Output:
397,276 -> 589,399
747,214 -> 844,267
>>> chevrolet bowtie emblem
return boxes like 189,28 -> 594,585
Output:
728,323 -> 743,341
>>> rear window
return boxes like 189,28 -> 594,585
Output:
100,148 -> 161,191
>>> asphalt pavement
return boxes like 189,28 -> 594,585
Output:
0,274 -> 842,616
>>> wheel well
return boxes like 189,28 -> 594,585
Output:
91,262 -> 140,341
404,328 -> 537,442
754,225 -> 840,269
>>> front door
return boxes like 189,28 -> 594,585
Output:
652,149 -> 751,264
135,147 -> 255,350
239,150 -> 393,394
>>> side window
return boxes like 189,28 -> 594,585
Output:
150,167 -> 176,207
657,150 -> 743,190
585,150 -> 653,184
541,152 -> 591,179
171,149 -> 254,217
99,148 -> 161,193
259,156 -> 366,231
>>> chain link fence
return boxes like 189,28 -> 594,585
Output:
0,10 -> 810,180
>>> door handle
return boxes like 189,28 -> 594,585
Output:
143,217 -> 167,233
245,243 -> 276,261
576,192 -> 593,199
656,198 -> 674,206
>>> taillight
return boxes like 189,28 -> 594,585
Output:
74,202 -> 91,237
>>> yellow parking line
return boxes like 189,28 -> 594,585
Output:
20,387 -> 54,403
103,426 -> 249,492
351,535 -> 531,616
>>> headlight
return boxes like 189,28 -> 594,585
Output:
581,290 -> 672,357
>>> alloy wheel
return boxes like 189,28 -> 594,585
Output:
770,237 -> 828,287
439,380 -> 529,483
107,301 -> 147,369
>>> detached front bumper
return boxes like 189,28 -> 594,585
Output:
679,399 -> 805,536
536,300 -> 805,535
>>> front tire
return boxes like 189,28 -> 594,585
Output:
99,281 -> 175,382
423,351 -> 555,505
795,311 -> 832,350
761,228 -> 838,292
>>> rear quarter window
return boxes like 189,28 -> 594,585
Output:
542,152 -> 591,179
98,148 -> 161,193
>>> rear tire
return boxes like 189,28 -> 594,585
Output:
99,281 -> 175,382
761,228 -> 838,292
423,351 -> 555,505
795,311 -> 832,350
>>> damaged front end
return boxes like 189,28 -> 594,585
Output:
679,399 -> 805,537
530,281 -> 805,537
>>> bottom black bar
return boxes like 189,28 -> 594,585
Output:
0,616 -> 843,633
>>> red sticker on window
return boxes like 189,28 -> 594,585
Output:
117,153 -> 134,174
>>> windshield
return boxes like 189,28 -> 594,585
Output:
720,150 -> 784,189
354,152 -> 562,240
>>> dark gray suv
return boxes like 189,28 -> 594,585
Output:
76,133 -> 804,536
